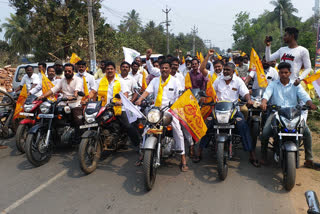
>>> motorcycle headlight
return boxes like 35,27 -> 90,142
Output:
147,109 -> 161,124
281,116 -> 299,131
85,112 -> 97,124
215,110 -> 232,124
24,104 -> 35,113
40,101 -> 51,114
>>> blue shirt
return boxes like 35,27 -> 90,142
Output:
263,79 -> 311,107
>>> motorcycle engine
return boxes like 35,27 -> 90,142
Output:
161,136 -> 175,158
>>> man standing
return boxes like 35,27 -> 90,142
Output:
265,27 -> 311,85
119,61 -> 139,102
136,60 -> 189,172
260,62 -> 317,168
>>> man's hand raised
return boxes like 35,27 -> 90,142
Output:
146,49 -> 152,60
208,49 -> 215,57
264,36 -> 271,47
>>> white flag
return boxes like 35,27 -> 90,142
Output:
123,47 -> 140,64
119,92 -> 145,123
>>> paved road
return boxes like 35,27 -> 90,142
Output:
0,137 -> 297,214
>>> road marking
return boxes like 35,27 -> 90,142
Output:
1,169 -> 67,214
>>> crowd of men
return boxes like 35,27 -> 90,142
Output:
1,26 -> 319,171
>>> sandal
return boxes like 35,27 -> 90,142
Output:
304,160 -> 320,170
192,156 -> 202,163
180,164 -> 189,172
249,159 -> 261,168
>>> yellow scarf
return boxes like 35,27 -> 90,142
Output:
185,72 -> 192,89
97,76 -> 122,116
155,75 -> 171,107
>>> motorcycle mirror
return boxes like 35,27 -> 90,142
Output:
77,91 -> 85,97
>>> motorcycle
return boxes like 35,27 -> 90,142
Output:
15,94 -> 43,153
247,88 -> 265,149
203,100 -> 243,180
305,191 -> 320,214
268,104 -> 309,191
78,96 -> 128,174
25,92 -> 84,167
0,90 -> 19,138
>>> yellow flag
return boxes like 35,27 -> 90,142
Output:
185,72 -> 192,89
199,52 -> 204,63
142,71 -> 148,91
169,89 -> 207,142
82,76 -> 89,102
13,84 -> 28,120
196,51 -> 200,59
201,74 -> 218,119
216,52 -> 223,60
70,53 -> 81,64
249,48 -> 268,88
303,71 -> 320,85
41,72 -> 56,101
182,56 -> 185,64
241,51 -> 246,57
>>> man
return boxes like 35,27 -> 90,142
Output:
119,61 -> 139,102
200,49 -> 223,79
37,63 -> 83,144
29,66 -> 61,95
94,60 -> 106,80
245,57 -> 279,90
75,60 -> 97,100
130,61 -> 143,87
38,62 -> 47,74
260,62 -> 317,168
54,60 -> 64,78
186,58 -> 207,91
135,60 -> 189,172
94,61 -> 140,147
146,60 -> 160,84
134,56 -> 148,77
195,62 -> 260,167
15,65 -> 41,97
180,57 -> 192,77
236,56 -> 249,78
265,27 -> 311,85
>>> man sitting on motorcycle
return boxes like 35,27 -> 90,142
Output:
135,60 -> 188,172
260,62 -> 317,168
93,61 -> 141,148
196,62 -> 260,167
38,63 -> 84,144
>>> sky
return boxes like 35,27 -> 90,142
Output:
0,0 -> 316,51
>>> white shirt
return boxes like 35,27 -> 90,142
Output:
265,45 -> 311,80
129,71 -> 143,87
249,67 -> 279,90
146,59 -> 160,77
51,76 -> 83,108
20,73 -> 41,96
146,76 -> 180,108
76,72 -> 97,93
119,74 -> 137,100
95,76 -> 129,106
29,76 -> 60,96
213,75 -> 249,102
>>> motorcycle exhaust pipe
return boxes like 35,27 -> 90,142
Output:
305,191 -> 320,214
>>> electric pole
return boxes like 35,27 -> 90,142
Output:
88,0 -> 96,73
204,39 -> 212,49
191,25 -> 198,56
162,6 -> 171,55
279,3 -> 283,47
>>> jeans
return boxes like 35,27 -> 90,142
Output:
261,113 -> 313,160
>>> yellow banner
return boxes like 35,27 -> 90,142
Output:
303,71 -> 320,85
249,48 -> 268,88
201,74 -> 218,119
169,89 -> 207,142
82,76 -> 89,102
13,84 -> 28,120
70,53 -> 81,64
199,52 -> 204,63
41,72 -> 56,101
182,56 -> 185,64
216,52 -> 222,60
142,71 -> 148,91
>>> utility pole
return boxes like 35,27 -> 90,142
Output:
87,0 -> 96,73
279,3 -> 283,47
204,39 -> 212,49
162,6 -> 171,55
191,25 -> 198,56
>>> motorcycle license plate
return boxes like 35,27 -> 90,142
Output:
19,112 -> 34,117
38,114 -> 54,119
80,123 -> 98,129
87,103 -> 97,109
214,125 -> 235,129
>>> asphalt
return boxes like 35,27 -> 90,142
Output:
0,137 -> 297,214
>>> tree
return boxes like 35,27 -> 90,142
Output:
118,9 -> 141,34
270,0 -> 300,27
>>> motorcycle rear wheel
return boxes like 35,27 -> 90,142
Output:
79,137 -> 101,174
16,124 -> 28,153
25,130 -> 52,167
217,143 -> 228,180
143,150 -> 157,191
283,151 -> 296,191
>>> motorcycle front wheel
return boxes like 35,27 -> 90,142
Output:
143,150 -> 157,191
25,130 -> 52,167
217,143 -> 228,180
283,151 -> 296,191
79,137 -> 101,174
16,124 -> 29,153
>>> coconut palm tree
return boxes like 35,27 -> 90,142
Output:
118,9 -> 142,34
270,0 -> 299,27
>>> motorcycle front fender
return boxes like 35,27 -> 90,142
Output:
20,118 -> 36,125
251,115 -> 261,122
81,130 -> 97,138
28,123 -> 44,134
282,141 -> 298,152
143,136 -> 157,150
215,134 -> 229,143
